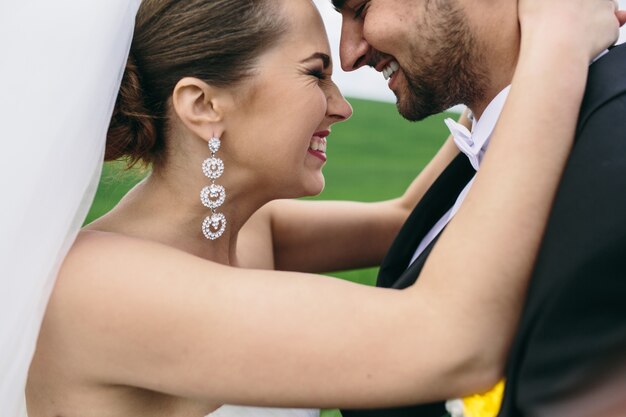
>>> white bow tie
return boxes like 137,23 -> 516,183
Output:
444,118 -> 483,171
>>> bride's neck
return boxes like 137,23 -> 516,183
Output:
106,167 -> 268,266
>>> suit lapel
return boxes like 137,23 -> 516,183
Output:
391,234 -> 441,289
378,153 -> 475,289
340,154 -> 474,417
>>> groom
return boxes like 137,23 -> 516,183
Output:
332,1 -> 626,416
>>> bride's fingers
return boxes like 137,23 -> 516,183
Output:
518,0 -> 621,58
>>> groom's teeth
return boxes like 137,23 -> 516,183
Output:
383,60 -> 399,80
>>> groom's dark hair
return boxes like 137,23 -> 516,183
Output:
107,0 -> 287,168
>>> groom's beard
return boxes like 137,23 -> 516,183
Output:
398,1 -> 489,121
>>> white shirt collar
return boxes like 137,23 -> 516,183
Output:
444,85 -> 510,170
470,85 -> 511,155
447,48 -> 608,170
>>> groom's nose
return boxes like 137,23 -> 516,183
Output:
339,16 -> 371,72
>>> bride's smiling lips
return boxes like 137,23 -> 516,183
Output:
308,129 -> 329,162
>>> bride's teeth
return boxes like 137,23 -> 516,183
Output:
319,142 -> 327,153
310,142 -> 319,151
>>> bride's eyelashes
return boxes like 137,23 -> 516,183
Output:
307,67 -> 328,81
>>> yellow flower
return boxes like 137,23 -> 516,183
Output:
461,380 -> 505,417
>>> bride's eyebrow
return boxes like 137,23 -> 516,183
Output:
300,52 -> 331,70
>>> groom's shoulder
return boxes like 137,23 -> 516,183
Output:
588,43 -> 626,90
578,44 -> 626,131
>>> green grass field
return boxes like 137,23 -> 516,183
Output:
87,98 -> 455,417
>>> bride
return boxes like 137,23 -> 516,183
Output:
14,0 -> 622,416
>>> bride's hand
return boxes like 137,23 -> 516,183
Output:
518,0 -> 623,61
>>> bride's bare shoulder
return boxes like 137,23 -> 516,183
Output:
59,230 -> 215,288
40,232 -> 229,399
51,229 -> 233,338
71,229 -> 181,258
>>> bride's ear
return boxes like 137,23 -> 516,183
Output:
172,77 -> 232,139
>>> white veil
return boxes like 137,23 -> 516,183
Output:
0,1 -> 139,415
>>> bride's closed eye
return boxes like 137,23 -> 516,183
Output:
299,52 -> 331,84
307,67 -> 329,81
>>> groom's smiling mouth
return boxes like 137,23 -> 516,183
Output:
375,58 -> 401,89
381,60 -> 399,81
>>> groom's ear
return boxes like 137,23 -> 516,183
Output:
172,77 -> 232,139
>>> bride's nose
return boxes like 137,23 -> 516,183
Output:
326,83 -> 353,124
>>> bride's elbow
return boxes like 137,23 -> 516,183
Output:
446,348 -> 505,397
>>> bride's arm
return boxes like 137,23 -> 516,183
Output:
49,0 -> 621,410
239,122 -> 463,273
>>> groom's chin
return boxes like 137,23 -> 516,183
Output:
396,100 -> 439,122
393,89 -> 445,122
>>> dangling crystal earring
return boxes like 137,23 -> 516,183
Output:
201,135 -> 227,240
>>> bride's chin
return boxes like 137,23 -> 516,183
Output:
279,178 -> 325,200
302,176 -> 325,197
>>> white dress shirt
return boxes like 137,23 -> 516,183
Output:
409,86 -> 511,265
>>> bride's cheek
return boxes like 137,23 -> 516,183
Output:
316,90 -> 329,119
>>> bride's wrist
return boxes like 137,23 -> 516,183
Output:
517,23 -> 591,86
511,30 -> 590,129
519,1 -> 620,64
519,22 -> 591,69
513,44 -> 588,107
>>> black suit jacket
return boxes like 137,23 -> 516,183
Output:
499,43 -> 626,417
342,44 -> 626,417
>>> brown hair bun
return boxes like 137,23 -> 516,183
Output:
106,52 -> 158,167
